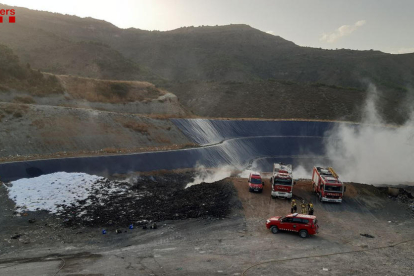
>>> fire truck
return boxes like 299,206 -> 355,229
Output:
270,163 -> 294,199
248,172 -> 264,192
312,166 -> 346,203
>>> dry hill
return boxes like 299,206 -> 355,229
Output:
0,4 -> 413,91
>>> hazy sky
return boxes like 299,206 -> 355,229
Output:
3,0 -> 414,54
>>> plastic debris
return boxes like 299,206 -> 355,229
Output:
11,234 -> 21,239
360,233 -> 375,238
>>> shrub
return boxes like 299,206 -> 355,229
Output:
110,83 -> 129,98
103,147 -> 119,153
13,111 -> 23,118
0,85 -> 9,92
13,96 -> 35,104
123,121 -> 149,134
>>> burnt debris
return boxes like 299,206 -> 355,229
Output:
56,173 -> 236,227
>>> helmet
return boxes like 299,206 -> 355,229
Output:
310,203 -> 313,208
292,199 -> 296,202
302,199 -> 305,203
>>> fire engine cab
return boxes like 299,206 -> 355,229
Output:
270,163 -> 294,199
312,166 -> 346,203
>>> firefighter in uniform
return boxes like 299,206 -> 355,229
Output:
301,199 -> 307,214
308,203 -> 314,215
290,199 -> 297,213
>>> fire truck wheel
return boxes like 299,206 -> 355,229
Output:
299,230 -> 309,238
270,226 -> 279,234
271,195 -> 276,199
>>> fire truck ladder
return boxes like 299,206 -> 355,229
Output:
328,167 -> 338,178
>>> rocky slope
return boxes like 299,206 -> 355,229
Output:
0,102 -> 193,162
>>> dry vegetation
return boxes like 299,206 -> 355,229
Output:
13,96 -> 36,104
30,119 -> 46,129
101,147 -> 119,154
0,45 -> 64,96
58,75 -> 165,103
122,121 -> 150,134
1,103 -> 28,119
153,135 -> 171,144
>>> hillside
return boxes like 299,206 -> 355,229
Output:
0,4 -> 414,90
0,7 -> 159,81
0,4 -> 412,126
166,80 -> 410,124
0,102 -> 194,162
0,44 -> 189,119
0,44 -> 63,95
0,44 -> 191,161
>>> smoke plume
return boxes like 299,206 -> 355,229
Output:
325,85 -> 414,184
185,165 -> 235,188
292,165 -> 311,179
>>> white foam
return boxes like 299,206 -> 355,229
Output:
6,172 -> 109,213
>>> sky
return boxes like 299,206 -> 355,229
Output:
2,0 -> 414,54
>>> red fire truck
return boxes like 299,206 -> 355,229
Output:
312,166 -> 346,203
270,163 -> 294,199
248,172 -> 264,193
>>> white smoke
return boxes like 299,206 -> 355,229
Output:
292,165 -> 311,179
325,84 -> 414,184
238,169 -> 254,178
185,165 -> 235,188
125,172 -> 140,184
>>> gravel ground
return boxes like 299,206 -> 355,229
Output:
0,172 -> 413,275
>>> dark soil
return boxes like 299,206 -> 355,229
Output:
377,186 -> 414,203
57,173 -> 237,227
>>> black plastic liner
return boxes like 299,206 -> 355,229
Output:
0,120 -> 354,181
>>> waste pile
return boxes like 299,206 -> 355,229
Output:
59,173 -> 235,227
6,172 -> 236,227
380,186 -> 414,214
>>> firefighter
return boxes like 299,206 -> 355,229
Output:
301,199 -> 307,214
290,199 -> 297,213
308,203 -> 314,215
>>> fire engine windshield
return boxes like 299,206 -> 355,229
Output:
274,179 -> 292,185
250,178 -> 262,184
325,185 -> 342,192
